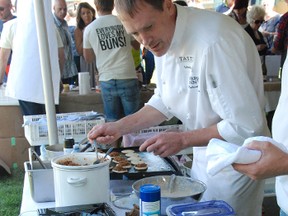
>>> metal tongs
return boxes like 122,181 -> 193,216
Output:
28,148 -> 47,170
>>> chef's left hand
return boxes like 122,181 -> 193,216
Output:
139,131 -> 185,157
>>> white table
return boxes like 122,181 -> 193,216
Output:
20,174 -> 132,216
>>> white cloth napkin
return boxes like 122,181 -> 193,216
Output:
206,136 -> 286,176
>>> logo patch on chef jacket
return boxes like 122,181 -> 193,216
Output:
179,56 -> 194,63
188,76 -> 199,89
178,56 -> 198,89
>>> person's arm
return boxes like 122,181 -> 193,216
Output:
58,47 -> 65,76
139,123 -> 222,157
56,27 -> 65,76
272,15 -> 288,53
74,28 -> 83,56
233,141 -> 288,180
83,48 -> 95,64
88,105 -> 167,144
82,27 -> 95,64
0,48 -> 11,85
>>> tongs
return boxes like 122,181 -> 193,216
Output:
28,148 -> 47,170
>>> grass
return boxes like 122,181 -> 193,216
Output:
0,167 -> 24,216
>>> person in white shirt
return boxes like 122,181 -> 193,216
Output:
234,55 -> 288,216
83,0 -> 140,122
88,1 -> 270,215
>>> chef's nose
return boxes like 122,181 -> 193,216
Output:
137,33 -> 152,47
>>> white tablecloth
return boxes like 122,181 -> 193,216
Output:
20,174 -> 130,216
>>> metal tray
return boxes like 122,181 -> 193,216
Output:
108,147 -> 182,180
38,203 -> 116,216
24,161 -> 55,202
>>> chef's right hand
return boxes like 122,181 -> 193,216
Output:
87,122 -> 122,145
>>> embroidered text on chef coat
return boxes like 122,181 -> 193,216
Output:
178,55 -> 199,89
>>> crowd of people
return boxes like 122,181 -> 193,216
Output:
0,0 -> 288,215
216,0 -> 287,74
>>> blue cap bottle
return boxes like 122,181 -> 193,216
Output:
140,184 -> 161,216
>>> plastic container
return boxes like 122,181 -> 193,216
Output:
140,184 -> 161,216
166,200 -> 235,216
23,111 -> 105,146
72,143 -> 80,153
24,161 -> 55,202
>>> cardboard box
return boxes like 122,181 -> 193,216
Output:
0,106 -> 25,138
0,137 -> 30,170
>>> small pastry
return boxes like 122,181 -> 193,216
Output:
118,160 -> 132,169
112,164 -> 128,173
134,162 -> 148,171
121,149 -> 135,154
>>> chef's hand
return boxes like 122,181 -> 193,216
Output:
233,141 -> 288,180
139,131 -> 185,157
88,122 -> 122,145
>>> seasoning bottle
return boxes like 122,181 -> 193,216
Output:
140,184 -> 161,216
64,138 -> 74,154
72,143 -> 80,153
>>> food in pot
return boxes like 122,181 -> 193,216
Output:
134,162 -> 148,171
112,164 -> 128,173
57,160 -> 84,166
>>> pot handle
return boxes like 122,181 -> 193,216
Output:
67,177 -> 87,187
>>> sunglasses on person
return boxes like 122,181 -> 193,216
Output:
254,20 -> 264,25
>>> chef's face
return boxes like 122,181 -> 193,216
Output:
118,0 -> 176,57
54,0 -> 67,21
0,0 -> 12,22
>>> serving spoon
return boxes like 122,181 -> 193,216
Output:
93,146 -> 114,164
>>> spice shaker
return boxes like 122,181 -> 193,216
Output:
139,184 -> 161,216
63,138 -> 74,154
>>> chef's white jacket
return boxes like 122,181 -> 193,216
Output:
147,5 -> 270,216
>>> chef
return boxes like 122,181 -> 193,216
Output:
88,1 -> 270,215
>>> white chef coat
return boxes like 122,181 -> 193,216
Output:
272,57 -> 288,214
6,0 -> 61,105
147,6 -> 270,216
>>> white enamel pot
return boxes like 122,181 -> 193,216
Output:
51,152 -> 111,207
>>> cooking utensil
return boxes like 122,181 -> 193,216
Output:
132,175 -> 206,200
51,152 -> 111,207
80,142 -> 92,152
29,148 -> 47,169
94,147 -> 114,164
94,140 -> 98,163
29,148 -> 34,170
168,174 -> 176,193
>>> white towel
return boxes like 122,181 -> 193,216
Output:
206,136 -> 287,176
